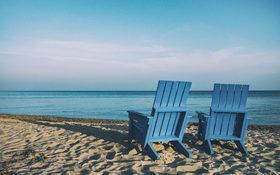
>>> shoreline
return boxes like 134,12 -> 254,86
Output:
1,114 -> 279,174
0,114 -> 128,125
1,113 -> 280,129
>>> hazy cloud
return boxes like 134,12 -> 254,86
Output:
1,38 -> 279,90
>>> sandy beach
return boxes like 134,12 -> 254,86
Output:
0,114 -> 279,174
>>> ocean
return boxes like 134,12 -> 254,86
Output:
0,91 -> 279,125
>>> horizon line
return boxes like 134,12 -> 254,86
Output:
1,90 -> 280,92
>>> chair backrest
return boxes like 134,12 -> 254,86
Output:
149,80 -> 192,139
209,83 -> 249,138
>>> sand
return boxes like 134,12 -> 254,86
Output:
0,114 -> 279,174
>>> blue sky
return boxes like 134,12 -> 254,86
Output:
0,0 -> 280,90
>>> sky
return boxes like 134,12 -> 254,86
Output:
0,0 -> 280,90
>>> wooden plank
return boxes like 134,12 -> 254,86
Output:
214,84 -> 227,135
179,82 -> 191,106
214,114 -> 223,135
159,81 -> 173,136
221,113 -> 230,136
221,85 -> 234,136
150,136 -> 179,142
165,82 -> 179,136
145,143 -> 159,160
160,81 -> 173,107
218,84 -> 228,110
240,116 -> 250,141
154,81 -> 172,137
226,85 -> 235,109
167,81 -> 179,107
171,82 -> 186,135
156,107 -> 188,112
210,84 -> 220,134
174,82 -> 186,107
134,122 -> 147,133
211,84 -> 221,109
150,81 -> 166,137
165,113 -> 173,136
171,82 -> 186,136
160,113 -> 170,136
171,113 -> 180,136
152,80 -> 167,109
133,128 -> 146,144
232,85 -> 242,110
227,113 -> 236,136
152,114 -> 163,137
166,112 -> 176,136
208,113 -> 217,138
211,108 -> 247,113
240,85 -> 249,108
227,85 -> 241,136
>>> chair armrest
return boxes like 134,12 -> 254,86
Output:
127,110 -> 153,123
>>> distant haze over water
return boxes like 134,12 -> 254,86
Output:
0,91 -> 279,125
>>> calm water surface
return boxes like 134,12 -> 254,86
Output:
0,91 -> 279,125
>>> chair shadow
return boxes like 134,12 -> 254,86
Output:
22,120 -> 237,156
22,119 -> 130,150
22,119 -> 203,154
184,125 -> 247,154
182,128 -> 207,153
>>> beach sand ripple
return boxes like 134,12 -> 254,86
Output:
0,115 -> 279,174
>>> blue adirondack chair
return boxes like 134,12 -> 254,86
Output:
197,83 -> 250,155
127,80 -> 192,160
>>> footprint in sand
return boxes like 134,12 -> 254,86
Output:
103,145 -> 113,150
91,154 -> 101,160
106,152 -> 116,160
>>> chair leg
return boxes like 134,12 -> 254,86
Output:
234,140 -> 249,155
198,120 -> 202,140
128,119 -> 133,143
145,142 -> 159,160
128,133 -> 132,143
205,140 -> 213,155
171,141 -> 192,158
128,135 -> 132,144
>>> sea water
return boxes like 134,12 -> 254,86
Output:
0,91 -> 279,125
